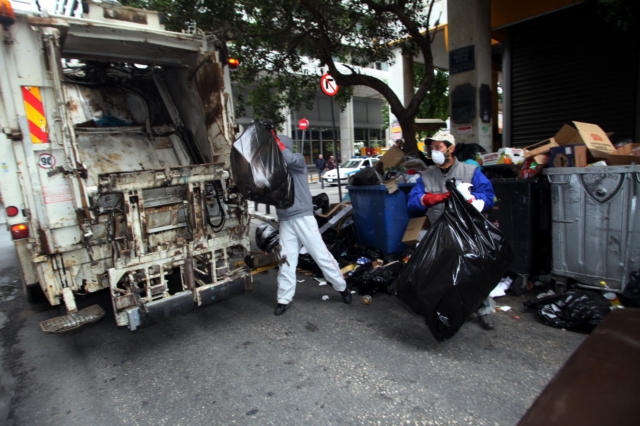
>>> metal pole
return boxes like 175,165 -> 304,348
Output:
330,99 -> 342,202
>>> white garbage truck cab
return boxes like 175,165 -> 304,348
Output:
0,0 -> 252,331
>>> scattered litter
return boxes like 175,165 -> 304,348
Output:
537,289 -> 555,299
362,295 -> 372,305
314,278 -> 327,286
297,280 -> 305,283
497,306 -> 512,312
350,290 -> 356,294
322,295 -> 329,300
524,289 -> 611,331
512,315 -> 521,320
490,276 -> 513,298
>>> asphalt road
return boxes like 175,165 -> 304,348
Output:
0,194 -> 588,425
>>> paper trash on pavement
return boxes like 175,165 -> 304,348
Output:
322,295 -> 330,300
490,276 -> 513,298
314,278 -> 327,286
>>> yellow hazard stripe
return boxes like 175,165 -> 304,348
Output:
22,86 -> 49,144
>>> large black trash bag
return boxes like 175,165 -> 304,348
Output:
348,261 -> 404,296
621,270 -> 640,308
454,142 -> 487,162
523,290 -> 612,332
349,167 -> 382,186
389,180 -> 513,341
230,120 -> 295,208
312,193 -> 330,214
256,223 -> 279,253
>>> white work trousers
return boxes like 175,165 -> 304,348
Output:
277,215 -> 347,304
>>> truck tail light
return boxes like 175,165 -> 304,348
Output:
228,58 -> 240,70
6,206 -> 19,217
11,223 -> 29,239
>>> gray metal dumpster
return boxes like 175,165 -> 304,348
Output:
544,166 -> 640,291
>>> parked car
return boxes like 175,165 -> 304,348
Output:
322,157 -> 379,186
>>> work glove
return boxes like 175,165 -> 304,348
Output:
421,192 -> 450,207
272,131 -> 286,151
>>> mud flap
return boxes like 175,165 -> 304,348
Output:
40,305 -> 106,333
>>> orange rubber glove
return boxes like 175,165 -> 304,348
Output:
421,192 -> 450,207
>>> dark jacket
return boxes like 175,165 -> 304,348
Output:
315,158 -> 326,170
326,159 -> 335,170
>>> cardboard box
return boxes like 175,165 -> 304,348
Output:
549,145 -> 588,168
523,138 -> 559,158
379,146 -> 405,169
479,148 -> 524,166
554,121 -> 615,161
608,143 -> 640,166
402,216 -> 427,246
382,174 -> 405,194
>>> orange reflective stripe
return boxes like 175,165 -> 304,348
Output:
21,86 -> 49,143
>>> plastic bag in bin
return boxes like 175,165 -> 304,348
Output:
230,120 -> 295,208
389,179 -> 513,341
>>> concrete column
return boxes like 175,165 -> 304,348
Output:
339,98 -> 354,161
447,0 -> 493,151
280,106 -> 292,136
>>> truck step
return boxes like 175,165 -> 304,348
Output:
40,305 -> 106,333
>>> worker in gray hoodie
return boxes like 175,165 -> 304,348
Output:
273,134 -> 351,315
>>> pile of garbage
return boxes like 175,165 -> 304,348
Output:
255,179 -> 513,342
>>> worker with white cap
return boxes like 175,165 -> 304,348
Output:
406,130 -> 497,330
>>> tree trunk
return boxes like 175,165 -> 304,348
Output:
398,115 -> 417,155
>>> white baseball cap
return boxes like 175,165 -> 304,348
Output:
430,130 -> 455,146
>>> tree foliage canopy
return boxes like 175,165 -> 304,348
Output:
122,0 -> 442,152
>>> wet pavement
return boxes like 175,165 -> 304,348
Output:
0,195 -> 588,425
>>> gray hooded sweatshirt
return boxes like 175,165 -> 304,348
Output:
275,135 -> 314,221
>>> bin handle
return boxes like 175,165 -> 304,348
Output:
552,218 -> 577,224
546,175 -> 570,185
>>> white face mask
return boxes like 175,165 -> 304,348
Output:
431,150 -> 445,165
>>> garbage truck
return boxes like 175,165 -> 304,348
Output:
0,0 -> 252,331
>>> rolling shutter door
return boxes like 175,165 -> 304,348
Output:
510,5 -> 638,146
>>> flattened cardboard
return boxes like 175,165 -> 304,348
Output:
608,143 -> 640,166
402,216 -> 427,246
554,121 -> 615,161
379,146 -> 405,169
382,175 -> 405,194
523,138 -> 559,158
549,145 -> 587,168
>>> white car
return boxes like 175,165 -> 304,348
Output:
322,157 -> 379,186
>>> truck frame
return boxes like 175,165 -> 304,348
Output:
0,0 -> 252,331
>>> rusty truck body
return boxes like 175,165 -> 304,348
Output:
0,1 -> 252,331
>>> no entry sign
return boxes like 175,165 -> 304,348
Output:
298,118 -> 309,131
320,73 -> 339,97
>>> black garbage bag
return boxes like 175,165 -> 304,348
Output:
349,167 -> 382,186
312,193 -> 330,214
256,223 -> 279,253
621,270 -> 640,308
454,142 -> 487,162
298,254 -> 323,277
523,290 -> 612,332
340,246 -> 384,264
389,180 -> 513,341
230,120 -> 295,208
348,261 -> 404,296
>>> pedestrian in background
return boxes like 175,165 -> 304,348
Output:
272,135 -> 352,315
327,155 -> 336,171
315,154 -> 326,183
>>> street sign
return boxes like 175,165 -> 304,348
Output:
320,73 -> 339,97
298,118 -> 309,131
